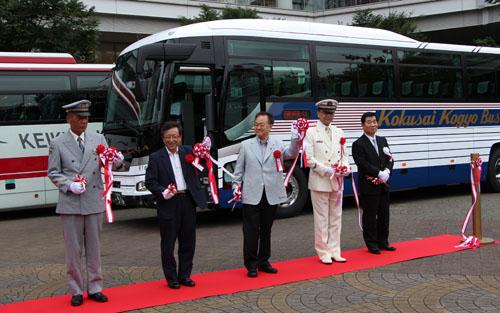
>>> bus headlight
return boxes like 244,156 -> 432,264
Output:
136,181 -> 147,192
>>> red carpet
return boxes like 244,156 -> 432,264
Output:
0,234 -> 495,313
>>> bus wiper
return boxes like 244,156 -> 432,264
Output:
117,119 -> 143,136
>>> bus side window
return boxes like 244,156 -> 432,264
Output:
341,81 -> 352,96
401,81 -> 413,96
372,81 -> 384,96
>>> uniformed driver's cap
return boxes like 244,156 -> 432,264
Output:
315,99 -> 338,114
62,100 -> 91,117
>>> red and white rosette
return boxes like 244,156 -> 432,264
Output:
96,144 -> 121,223
227,184 -> 242,210
167,183 -> 177,194
74,175 -> 88,188
274,150 -> 284,172
192,137 -> 219,204
284,118 -> 309,187
456,156 -> 483,249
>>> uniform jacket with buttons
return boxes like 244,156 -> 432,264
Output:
48,131 -> 107,215
232,136 -> 299,205
305,124 -> 349,192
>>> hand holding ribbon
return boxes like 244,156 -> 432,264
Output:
192,137 -> 219,204
228,184 -> 242,210
284,118 -> 309,187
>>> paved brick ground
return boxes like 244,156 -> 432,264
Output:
0,185 -> 499,312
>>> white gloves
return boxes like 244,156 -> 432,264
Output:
162,188 -> 175,200
113,151 -> 124,167
325,166 -> 334,177
378,169 -> 390,183
69,182 -> 86,194
290,121 -> 299,140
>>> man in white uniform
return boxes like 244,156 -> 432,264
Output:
305,99 -> 350,264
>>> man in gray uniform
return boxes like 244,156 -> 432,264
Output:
48,100 -> 121,306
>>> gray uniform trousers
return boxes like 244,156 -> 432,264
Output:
62,213 -> 104,295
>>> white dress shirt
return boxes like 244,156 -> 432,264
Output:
167,147 -> 187,191
69,129 -> 85,145
364,133 -> 379,155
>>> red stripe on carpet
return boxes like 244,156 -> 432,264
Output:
0,234 -> 495,313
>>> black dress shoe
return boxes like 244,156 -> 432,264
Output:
380,245 -> 397,251
88,292 -> 108,302
247,269 -> 258,278
258,265 -> 278,274
368,248 -> 381,254
71,294 -> 83,306
179,278 -> 196,287
167,281 -> 180,289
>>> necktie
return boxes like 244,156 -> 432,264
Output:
371,136 -> 379,155
77,137 -> 85,154
325,127 -> 332,143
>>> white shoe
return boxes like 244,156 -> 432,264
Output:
332,256 -> 347,263
320,257 -> 333,264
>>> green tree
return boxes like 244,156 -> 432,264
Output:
351,9 -> 426,41
0,0 -> 98,62
179,4 -> 260,26
473,36 -> 497,47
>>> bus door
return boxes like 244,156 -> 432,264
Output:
218,65 -> 266,207
168,66 -> 214,145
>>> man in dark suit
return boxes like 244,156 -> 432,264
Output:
145,121 -> 207,289
352,112 -> 396,254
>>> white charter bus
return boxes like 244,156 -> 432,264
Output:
0,52 -> 113,211
104,20 -> 500,217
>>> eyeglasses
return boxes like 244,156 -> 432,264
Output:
163,135 -> 180,140
254,123 -> 269,128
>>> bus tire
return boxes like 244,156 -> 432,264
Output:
487,147 -> 500,192
276,167 -> 308,219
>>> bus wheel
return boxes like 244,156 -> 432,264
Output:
487,148 -> 500,192
277,168 -> 308,219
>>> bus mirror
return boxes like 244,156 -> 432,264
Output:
136,43 -> 196,76
205,93 -> 216,132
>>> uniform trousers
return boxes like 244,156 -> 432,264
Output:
158,193 -> 196,283
360,190 -> 390,250
242,192 -> 277,270
61,213 -> 103,295
310,190 -> 343,260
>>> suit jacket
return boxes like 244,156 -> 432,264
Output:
48,131 -> 107,215
145,145 -> 207,219
305,124 -> 349,192
351,134 -> 394,195
232,136 -> 299,205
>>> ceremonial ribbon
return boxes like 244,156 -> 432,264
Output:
274,150 -> 284,172
227,184 -> 241,211
96,144 -> 121,223
351,174 -> 363,231
456,156 -> 483,249
192,137 -> 219,204
284,118 -> 309,187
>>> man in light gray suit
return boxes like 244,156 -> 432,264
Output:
48,100 -> 122,306
233,112 -> 299,278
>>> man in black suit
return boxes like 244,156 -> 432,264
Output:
352,112 -> 396,254
145,121 -> 207,289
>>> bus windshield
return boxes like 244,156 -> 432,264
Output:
105,51 -> 166,131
